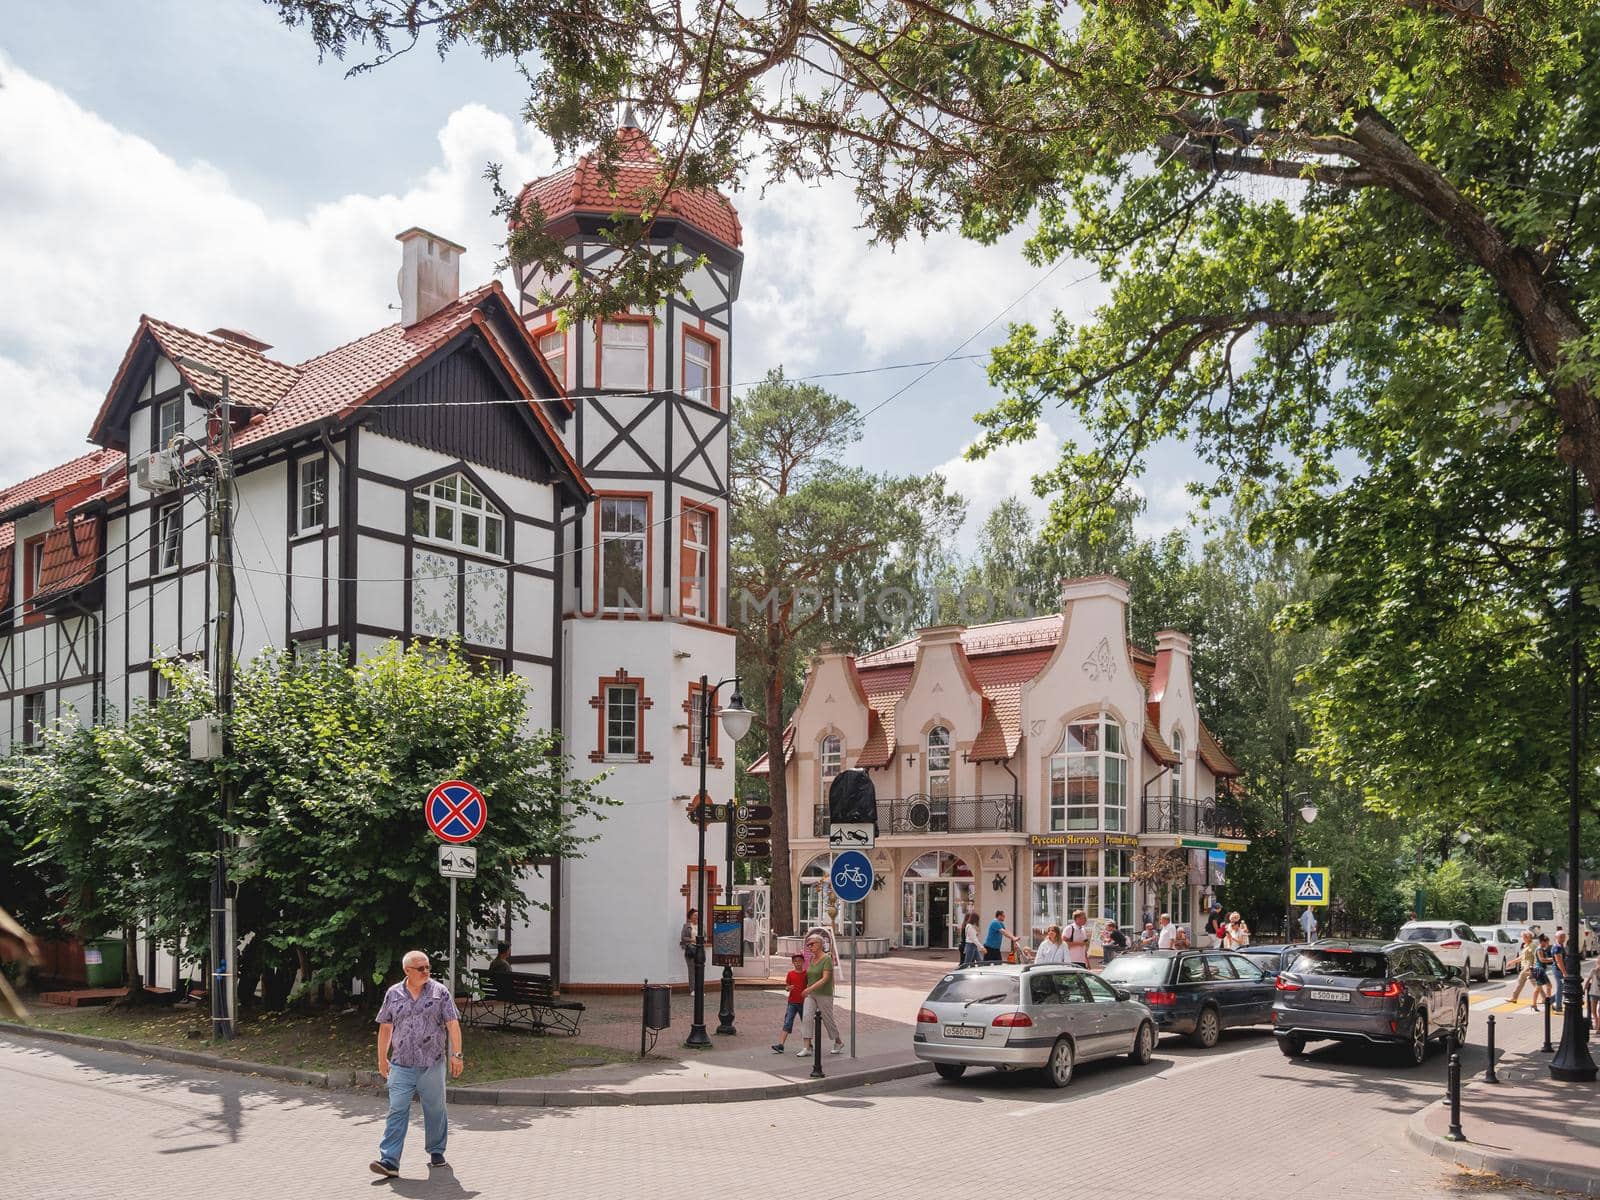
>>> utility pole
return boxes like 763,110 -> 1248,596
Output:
178,356 -> 236,1041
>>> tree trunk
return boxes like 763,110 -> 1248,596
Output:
1350,110 -> 1600,507
109,924 -> 156,1009
766,670 -> 794,936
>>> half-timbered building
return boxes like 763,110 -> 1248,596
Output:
2,121 -> 744,987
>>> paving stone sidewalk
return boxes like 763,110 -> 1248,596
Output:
1409,1039 -> 1600,1196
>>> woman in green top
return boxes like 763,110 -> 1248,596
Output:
797,934 -> 845,1057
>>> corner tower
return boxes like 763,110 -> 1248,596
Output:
515,121 -> 742,986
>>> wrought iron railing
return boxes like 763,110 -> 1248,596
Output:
1141,795 -> 1249,839
813,793 -> 1023,838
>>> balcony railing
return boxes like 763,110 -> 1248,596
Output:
1141,795 -> 1249,839
813,793 -> 1023,838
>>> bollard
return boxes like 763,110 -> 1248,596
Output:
1543,999 -> 1555,1053
1484,1014 -> 1499,1084
810,1007 -> 825,1079
1445,1049 -> 1466,1142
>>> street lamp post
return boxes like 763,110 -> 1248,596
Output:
685,676 -> 752,1049
1551,466 -> 1596,1082
1284,792 -> 1318,943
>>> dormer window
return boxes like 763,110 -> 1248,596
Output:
410,473 -> 504,556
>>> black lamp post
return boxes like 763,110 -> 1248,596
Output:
685,675 -> 752,1049
1550,466 -> 1596,1082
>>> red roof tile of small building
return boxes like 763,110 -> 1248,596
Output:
0,449 -> 124,519
1143,725 -> 1180,766
1198,720 -> 1242,777
517,126 -> 742,250
746,725 -> 795,777
33,516 -> 102,602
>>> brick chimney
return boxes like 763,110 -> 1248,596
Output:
396,228 -> 465,326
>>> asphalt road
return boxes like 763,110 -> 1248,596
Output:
0,975 -> 1573,1200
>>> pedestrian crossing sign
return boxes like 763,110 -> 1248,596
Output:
1291,867 -> 1329,906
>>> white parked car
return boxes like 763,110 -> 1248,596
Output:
1395,921 -> 1488,981
1471,925 -> 1520,978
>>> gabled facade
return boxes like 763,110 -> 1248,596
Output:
758,577 -> 1245,948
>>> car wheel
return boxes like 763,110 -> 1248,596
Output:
1278,1034 -> 1306,1058
934,1063 -> 966,1081
1188,1006 -> 1221,1049
1128,1021 -> 1155,1065
1477,958 -> 1489,982
1454,999 -> 1469,1043
1399,1013 -> 1428,1068
1045,1037 -> 1075,1089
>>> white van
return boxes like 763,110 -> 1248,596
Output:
1501,889 -> 1596,954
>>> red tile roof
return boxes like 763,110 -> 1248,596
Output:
33,516 -> 102,603
0,449 -> 124,519
1143,725 -> 1180,766
746,725 -> 795,777
1198,721 -> 1241,778
517,126 -> 742,250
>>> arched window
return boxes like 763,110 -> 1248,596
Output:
410,472 -> 505,556
1048,714 -> 1127,832
799,854 -> 863,936
1170,728 -> 1184,801
925,726 -> 951,800
819,735 -> 843,802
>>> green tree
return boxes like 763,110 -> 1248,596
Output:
730,370 -> 962,931
274,2 -> 1600,513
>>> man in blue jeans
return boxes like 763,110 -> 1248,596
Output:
370,950 -> 464,1178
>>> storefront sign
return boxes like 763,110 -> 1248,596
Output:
1029,832 -> 1138,849
711,903 -> 745,967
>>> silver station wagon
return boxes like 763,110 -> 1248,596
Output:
913,964 -> 1156,1087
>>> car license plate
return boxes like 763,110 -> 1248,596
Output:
943,1024 -> 986,1039
1307,989 -> 1350,1002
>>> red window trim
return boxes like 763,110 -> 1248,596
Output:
681,681 -> 725,768
21,534 -> 45,626
681,324 -> 722,409
589,669 -> 653,764
591,491 -> 654,617
677,499 -> 716,623
530,319 -> 567,390
593,314 -> 655,393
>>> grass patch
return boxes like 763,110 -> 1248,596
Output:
21,1003 -> 636,1082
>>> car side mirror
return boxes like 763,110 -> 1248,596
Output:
1114,988 -> 1131,1002
1450,966 -> 1466,980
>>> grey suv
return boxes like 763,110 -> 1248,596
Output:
913,964 -> 1156,1087
1272,940 -> 1469,1066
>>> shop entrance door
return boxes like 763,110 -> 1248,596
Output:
928,884 -> 951,949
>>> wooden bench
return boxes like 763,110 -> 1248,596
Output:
462,969 -> 585,1036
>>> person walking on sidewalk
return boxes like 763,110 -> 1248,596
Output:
984,910 -> 1019,962
1509,930 -> 1541,1007
797,934 -> 845,1056
1585,955 -> 1600,1030
370,951 -> 463,1178
772,952 -> 809,1053
1027,924 -> 1071,964
1535,934 -> 1560,1012
961,911 -> 983,968
1062,909 -> 1093,968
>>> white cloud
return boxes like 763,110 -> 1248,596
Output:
932,427 -> 1064,553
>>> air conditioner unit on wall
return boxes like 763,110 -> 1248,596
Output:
134,450 -> 177,493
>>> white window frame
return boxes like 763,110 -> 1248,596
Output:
157,501 -> 182,572
819,734 -> 843,802
683,331 -> 714,404
688,687 -> 708,761
601,320 -> 649,392
599,496 -> 648,613
296,457 -> 327,534
410,473 -> 505,558
22,691 -> 45,745
1170,727 -> 1184,801
605,683 -> 640,760
681,507 -> 711,619
537,327 -> 566,389
926,726 -> 952,799
157,396 -> 183,449
1048,714 -> 1127,832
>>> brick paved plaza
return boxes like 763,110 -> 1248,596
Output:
1,967 -> 1580,1199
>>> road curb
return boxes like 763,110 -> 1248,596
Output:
0,1020 -> 930,1106
1404,1056 -> 1600,1198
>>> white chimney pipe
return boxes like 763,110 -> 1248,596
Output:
396,228 -> 465,326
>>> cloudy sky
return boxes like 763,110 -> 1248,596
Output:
0,3 -> 1203,551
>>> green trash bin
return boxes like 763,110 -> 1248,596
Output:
83,937 -> 125,987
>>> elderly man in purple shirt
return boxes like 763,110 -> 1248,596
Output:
370,950 -> 463,1178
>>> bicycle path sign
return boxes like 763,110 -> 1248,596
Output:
832,850 -> 874,903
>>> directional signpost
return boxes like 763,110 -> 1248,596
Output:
427,780 -> 487,997
734,802 -> 772,860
